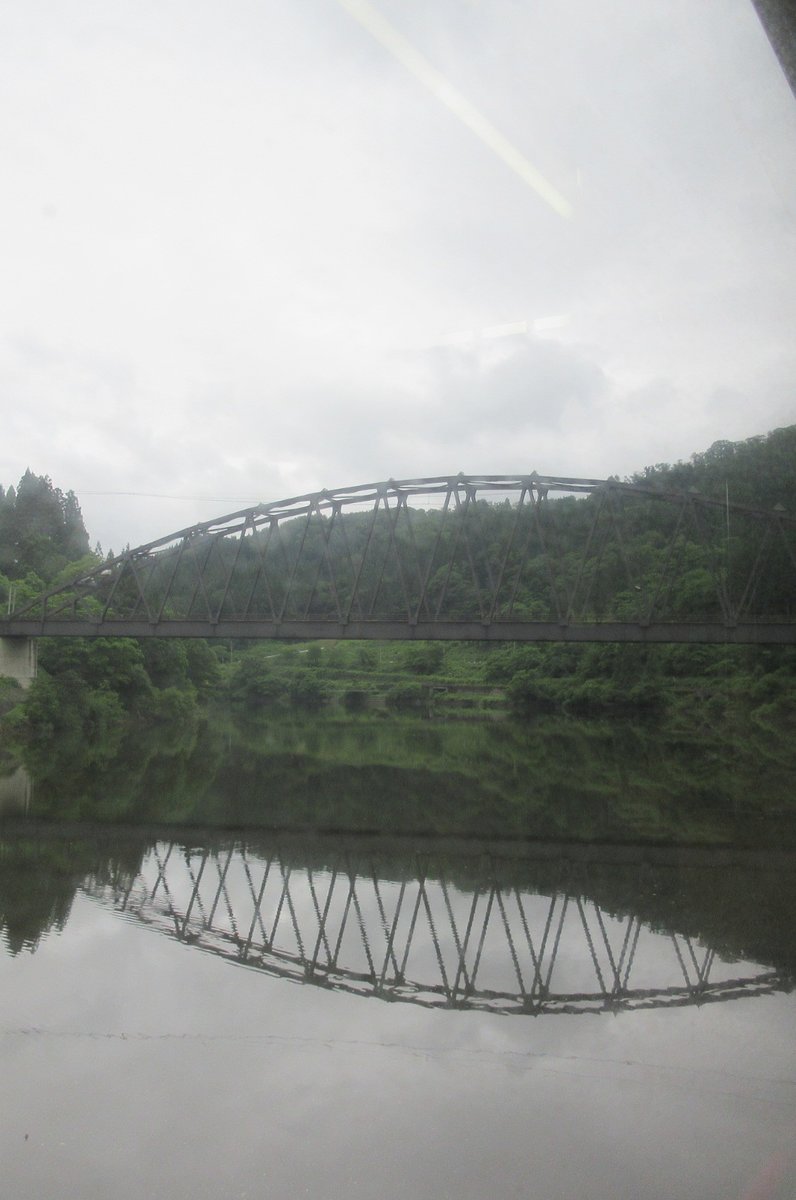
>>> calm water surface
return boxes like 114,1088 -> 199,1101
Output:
2,714 -> 795,1199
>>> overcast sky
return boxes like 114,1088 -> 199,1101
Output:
2,0 -> 796,551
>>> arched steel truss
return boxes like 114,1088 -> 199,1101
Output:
85,842 -> 790,1016
3,474 -> 796,642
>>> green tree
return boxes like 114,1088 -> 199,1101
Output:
0,471 -> 89,581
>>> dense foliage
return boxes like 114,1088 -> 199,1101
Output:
0,470 -> 90,583
630,426 -> 796,510
11,636 -> 221,745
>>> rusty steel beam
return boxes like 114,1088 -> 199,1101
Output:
2,618 -> 795,643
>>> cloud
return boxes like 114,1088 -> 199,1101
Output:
1,0 -> 795,550
425,336 -> 608,433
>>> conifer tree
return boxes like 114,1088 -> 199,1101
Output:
0,471 -> 90,581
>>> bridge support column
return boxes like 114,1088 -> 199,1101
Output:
0,637 -> 38,689
0,765 -> 32,815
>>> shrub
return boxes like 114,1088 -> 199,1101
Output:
403,644 -> 445,675
386,683 -> 428,713
151,686 -> 199,723
288,672 -> 329,710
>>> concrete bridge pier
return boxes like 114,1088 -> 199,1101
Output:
0,637 -> 38,688
0,765 -> 32,815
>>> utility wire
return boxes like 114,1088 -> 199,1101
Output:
79,491 -> 263,502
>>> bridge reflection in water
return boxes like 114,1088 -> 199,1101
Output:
85,842 -> 789,1016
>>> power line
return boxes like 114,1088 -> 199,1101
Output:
79,491 -> 263,502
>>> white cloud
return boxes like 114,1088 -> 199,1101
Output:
1,0 -> 795,549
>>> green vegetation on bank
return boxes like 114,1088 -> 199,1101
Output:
219,633 -> 795,725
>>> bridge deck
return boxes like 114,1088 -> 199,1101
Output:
2,619 -> 794,644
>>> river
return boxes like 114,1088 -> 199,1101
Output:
2,711 -> 795,1199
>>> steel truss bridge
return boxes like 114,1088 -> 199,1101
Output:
85,841 -> 790,1017
3,474 -> 795,643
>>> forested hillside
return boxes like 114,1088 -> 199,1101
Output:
1,427 -> 795,739
630,426 -> 796,510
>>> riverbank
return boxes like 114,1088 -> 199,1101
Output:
221,637 -> 796,726
1,635 -> 794,757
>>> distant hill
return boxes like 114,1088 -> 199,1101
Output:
630,425 -> 796,511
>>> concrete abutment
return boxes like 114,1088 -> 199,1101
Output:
0,637 -> 38,688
